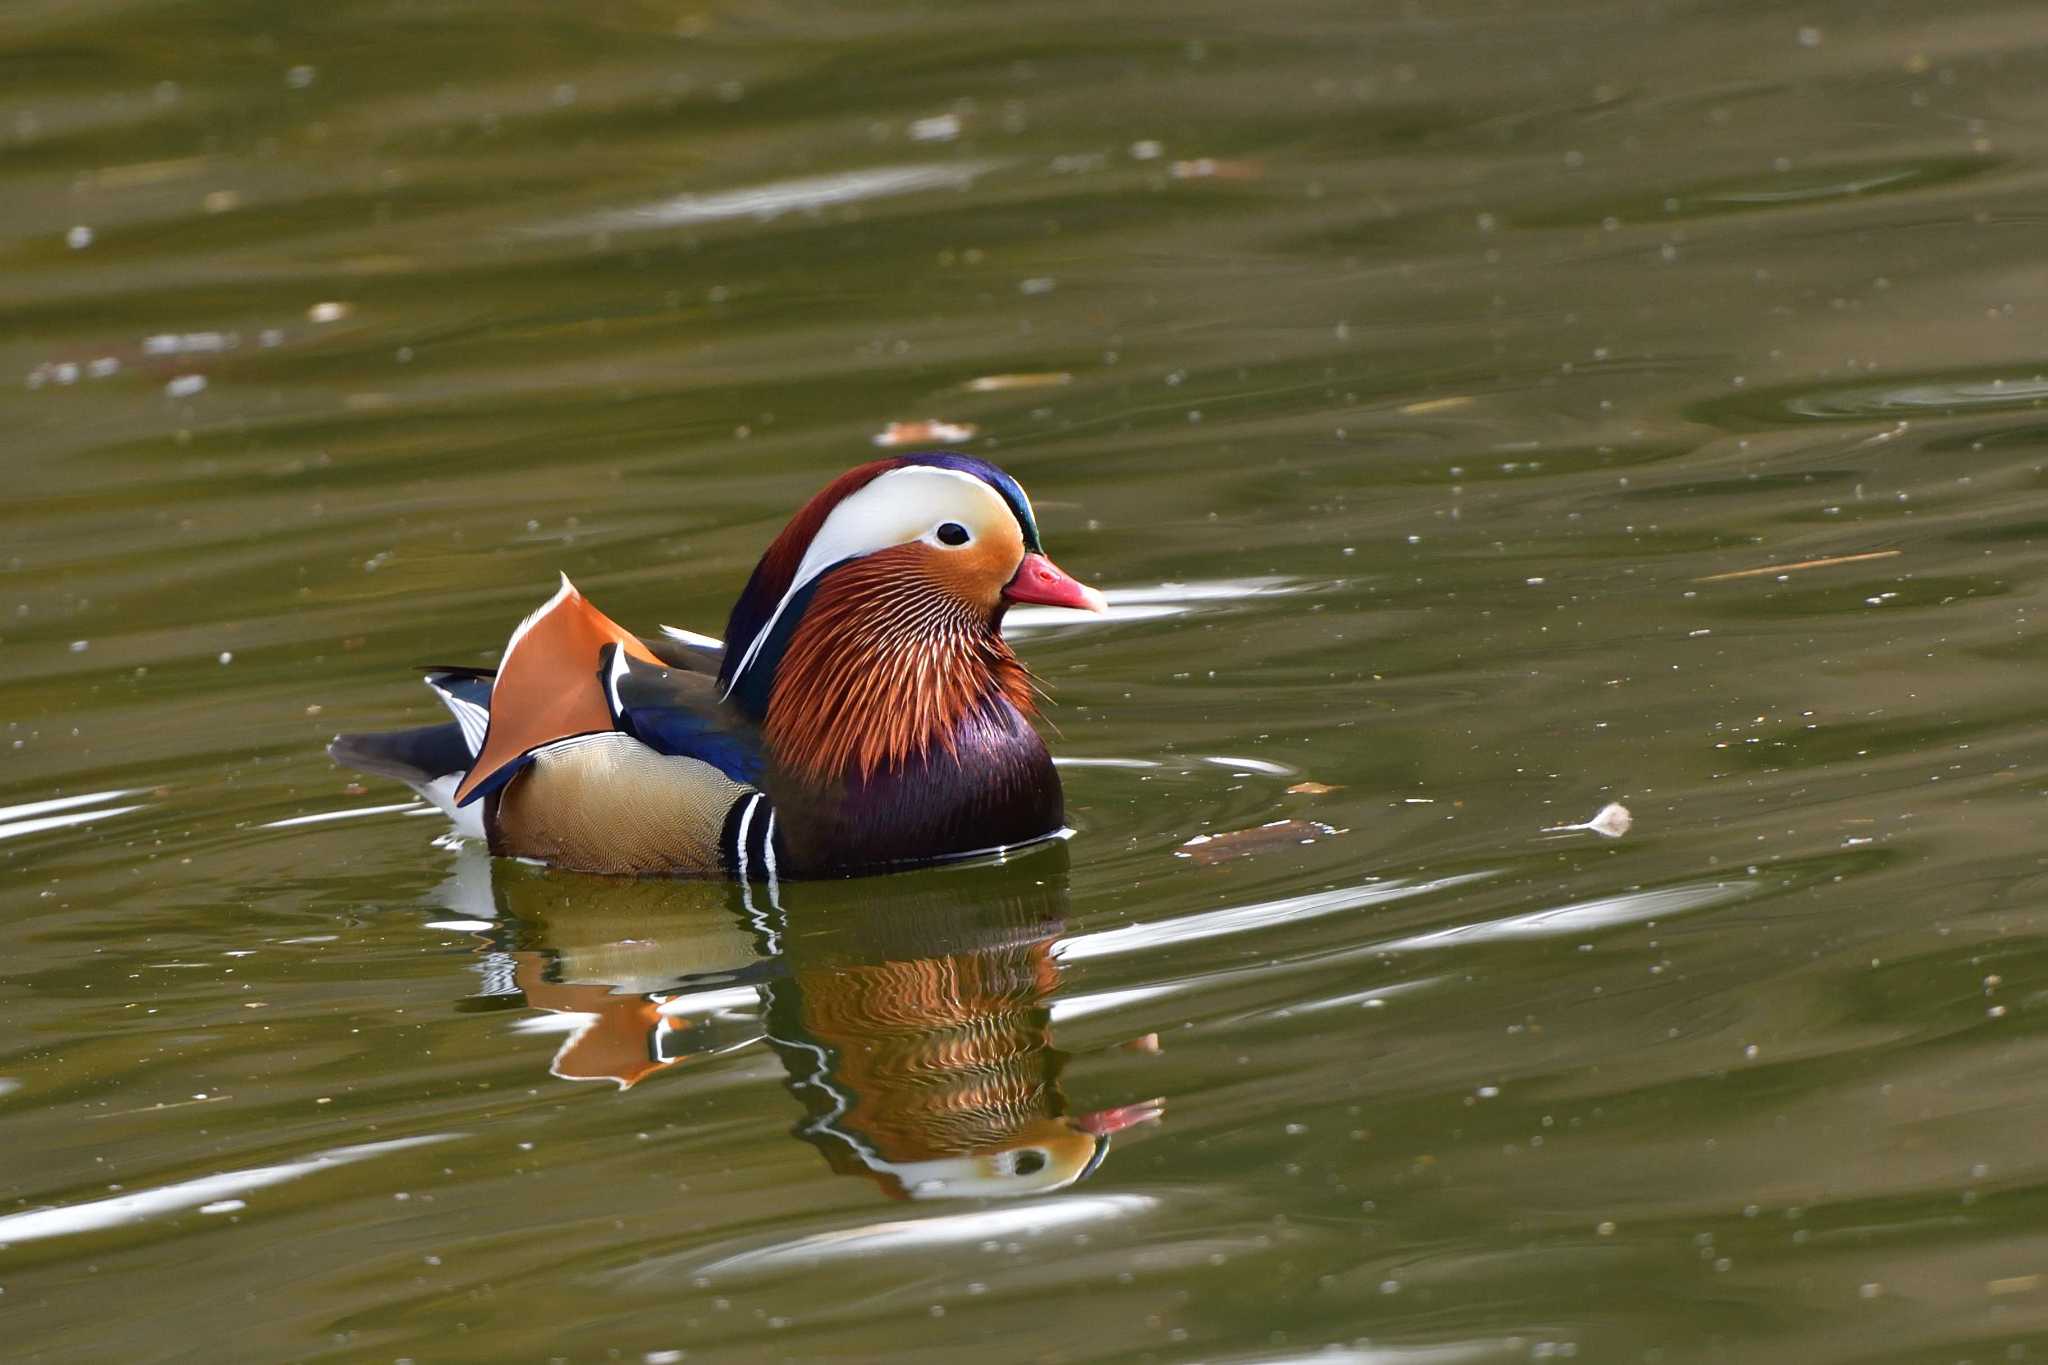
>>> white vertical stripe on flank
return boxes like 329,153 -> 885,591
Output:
733,792 -> 762,883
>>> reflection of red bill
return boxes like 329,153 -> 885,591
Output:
1074,1096 -> 1166,1136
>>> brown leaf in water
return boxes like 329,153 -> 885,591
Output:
1286,781 -> 1341,795
1176,818 -> 1341,864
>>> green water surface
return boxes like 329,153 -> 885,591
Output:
8,3 -> 2048,1361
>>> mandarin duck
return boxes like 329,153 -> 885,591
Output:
330,455 -> 1105,878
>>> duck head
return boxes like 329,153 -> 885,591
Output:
717,455 -> 1105,782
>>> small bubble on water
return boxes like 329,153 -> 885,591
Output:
66,225 -> 93,249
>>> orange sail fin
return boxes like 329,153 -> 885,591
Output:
454,576 -> 664,806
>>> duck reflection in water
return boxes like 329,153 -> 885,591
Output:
447,845 -> 1163,1200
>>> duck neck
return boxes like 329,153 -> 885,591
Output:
762,584 -> 1036,784
757,585 -> 1062,873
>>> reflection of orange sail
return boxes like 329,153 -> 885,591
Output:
513,955 -> 694,1090
483,868 -> 764,1089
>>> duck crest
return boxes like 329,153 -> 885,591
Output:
763,543 -> 1037,783
719,460 -> 901,709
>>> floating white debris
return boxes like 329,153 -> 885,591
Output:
1543,802 -> 1632,839
164,374 -> 207,398
198,1199 -> 245,1215
307,301 -> 353,323
908,113 -> 961,142
66,225 -> 93,249
144,331 -> 237,355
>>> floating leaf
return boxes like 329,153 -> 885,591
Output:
1177,818 -> 1341,864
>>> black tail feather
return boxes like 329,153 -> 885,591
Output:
329,722 -> 473,787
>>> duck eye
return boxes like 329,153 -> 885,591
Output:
936,522 -> 971,547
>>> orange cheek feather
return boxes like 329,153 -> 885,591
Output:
762,541 -> 1036,782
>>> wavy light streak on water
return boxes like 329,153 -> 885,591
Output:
0,799 -> 146,842
1379,878 -> 1759,951
0,1136 -> 458,1247
549,162 -> 1001,236
1056,872 -> 1495,964
670,1194 -> 1159,1281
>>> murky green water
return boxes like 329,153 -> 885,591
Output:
10,3 -> 2048,1361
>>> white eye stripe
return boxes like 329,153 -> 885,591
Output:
723,466 -> 1012,698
